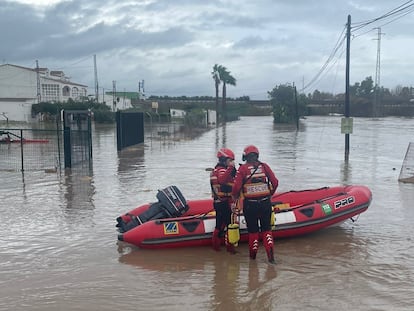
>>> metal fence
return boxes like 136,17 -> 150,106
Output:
399,142 -> 414,183
0,128 -> 63,172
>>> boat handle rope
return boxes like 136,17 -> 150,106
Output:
273,192 -> 346,212
155,210 -> 215,224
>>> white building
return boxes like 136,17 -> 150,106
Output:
206,109 -> 216,126
0,63 -> 88,122
104,92 -> 133,111
170,108 -> 186,119
170,108 -> 217,127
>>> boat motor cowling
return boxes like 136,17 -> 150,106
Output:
156,185 -> 189,217
117,186 -> 189,233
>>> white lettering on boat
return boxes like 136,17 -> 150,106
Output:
334,196 -> 355,209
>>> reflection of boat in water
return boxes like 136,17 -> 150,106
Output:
116,185 -> 372,249
0,130 -> 49,144
118,245 -> 209,272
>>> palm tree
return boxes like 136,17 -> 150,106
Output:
219,67 -> 236,123
211,64 -> 222,125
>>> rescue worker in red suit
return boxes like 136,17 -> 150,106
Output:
210,148 -> 237,253
232,145 -> 279,263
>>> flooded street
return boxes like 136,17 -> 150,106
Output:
1,115 -> 414,311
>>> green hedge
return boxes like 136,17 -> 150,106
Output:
32,99 -> 115,123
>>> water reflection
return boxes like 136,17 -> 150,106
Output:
214,123 -> 227,151
211,254 -> 241,310
62,169 -> 95,212
340,160 -> 352,183
117,145 -> 145,173
247,261 -> 276,291
117,245 -> 206,272
241,262 -> 278,310
222,123 -> 227,147
271,122 -> 301,171
117,243 -> 279,311
280,226 -> 361,260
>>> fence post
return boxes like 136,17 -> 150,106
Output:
20,129 -> 24,171
63,110 -> 72,168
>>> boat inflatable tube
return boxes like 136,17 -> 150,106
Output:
117,186 -> 189,232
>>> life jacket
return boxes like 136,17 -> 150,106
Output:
242,163 -> 272,199
210,166 -> 234,201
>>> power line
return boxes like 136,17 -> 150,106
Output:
300,0 -> 414,93
351,1 -> 414,32
299,25 -> 347,93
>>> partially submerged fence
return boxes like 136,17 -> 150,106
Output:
399,142 -> 414,183
0,128 -> 63,172
1,110 -> 92,172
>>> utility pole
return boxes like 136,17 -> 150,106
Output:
36,60 -> 41,103
373,27 -> 384,118
138,80 -> 145,99
112,81 -> 117,112
344,15 -> 351,162
293,82 -> 299,130
94,54 -> 99,103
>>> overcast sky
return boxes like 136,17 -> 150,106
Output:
1,0 -> 413,99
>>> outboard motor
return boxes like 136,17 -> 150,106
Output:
116,186 -> 189,233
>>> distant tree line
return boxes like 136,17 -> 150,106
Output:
308,76 -> 413,102
268,76 -> 414,122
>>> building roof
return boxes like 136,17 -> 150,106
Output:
43,76 -> 87,88
0,63 -> 88,88
0,63 -> 39,72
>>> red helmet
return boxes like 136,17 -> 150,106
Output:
243,145 -> 259,156
242,145 -> 259,161
217,148 -> 235,160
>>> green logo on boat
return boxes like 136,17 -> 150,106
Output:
322,203 -> 332,215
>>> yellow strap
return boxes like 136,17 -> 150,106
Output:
274,203 -> 290,210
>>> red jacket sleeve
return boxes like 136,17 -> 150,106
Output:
217,165 -> 236,184
232,164 -> 247,197
262,162 -> 279,195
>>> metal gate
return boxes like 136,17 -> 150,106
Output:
62,110 -> 92,170
116,111 -> 144,151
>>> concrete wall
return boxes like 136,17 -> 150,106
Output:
0,100 -> 34,122
0,65 -> 37,98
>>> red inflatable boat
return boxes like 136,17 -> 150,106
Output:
116,185 -> 372,249
0,131 -> 49,144
0,138 -> 49,144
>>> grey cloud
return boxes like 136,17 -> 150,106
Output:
233,36 -> 268,49
39,24 -> 194,58
1,0 -> 412,98
0,1 -> 194,61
